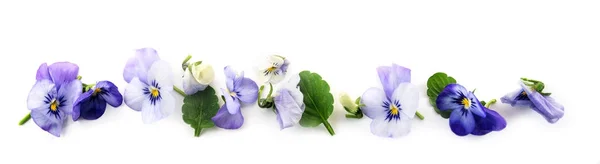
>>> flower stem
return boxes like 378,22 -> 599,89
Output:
173,86 -> 187,97
415,111 -> 425,120
485,99 -> 497,108
19,113 -> 31,125
182,54 -> 192,65
194,128 -> 202,137
322,121 -> 335,136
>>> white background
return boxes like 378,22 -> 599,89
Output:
1,0 -> 599,164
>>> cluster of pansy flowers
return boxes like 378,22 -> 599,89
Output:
19,48 -> 565,138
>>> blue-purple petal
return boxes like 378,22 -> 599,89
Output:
235,77 -> 258,103
377,64 -> 411,99
220,88 -> 241,114
274,88 -> 305,130
48,62 -> 79,87
500,89 -> 533,107
449,109 -> 476,136
30,106 -> 64,137
72,90 -> 94,121
96,81 -> 123,107
36,63 -> 51,81
224,66 -> 237,90
76,95 -> 108,120
471,107 -> 507,136
279,59 -> 290,73
212,104 -> 244,129
436,84 -> 467,111
520,82 -> 565,123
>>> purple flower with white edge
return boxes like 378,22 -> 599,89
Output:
501,79 -> 564,123
259,55 -> 290,84
273,75 -> 305,130
27,62 -> 82,137
360,64 -> 419,138
437,84 -> 506,136
124,58 -> 175,124
72,81 -> 123,121
123,48 -> 160,83
212,66 -> 259,129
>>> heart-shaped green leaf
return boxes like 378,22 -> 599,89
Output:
298,71 -> 335,135
426,72 -> 457,119
182,86 -> 220,137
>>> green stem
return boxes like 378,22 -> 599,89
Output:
173,86 -> 187,97
77,75 -> 82,80
415,111 -> 425,120
266,83 -> 274,98
485,99 -> 497,108
19,113 -> 31,125
194,128 -> 202,137
182,54 -> 192,65
323,121 -> 335,136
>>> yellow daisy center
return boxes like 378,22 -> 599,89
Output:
461,98 -> 471,109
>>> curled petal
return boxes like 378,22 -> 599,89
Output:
124,78 -> 147,111
370,113 -> 411,138
500,89 -> 532,107
141,91 -> 174,124
30,106 -> 65,137
72,90 -> 93,121
192,63 -> 215,85
519,82 -> 564,123
182,68 -> 207,95
27,80 -> 56,110
96,81 -> 123,107
360,88 -> 389,119
274,88 -> 305,129
212,104 -> 244,129
391,83 -> 419,118
339,92 -> 358,113
48,62 -> 79,87
56,80 -> 83,114
235,78 -> 259,103
36,63 -> 51,81
449,109 -> 476,136
123,48 -> 160,83
377,64 -> 411,99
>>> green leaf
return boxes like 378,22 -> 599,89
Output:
298,71 -> 336,136
426,72 -> 457,119
182,86 -> 220,137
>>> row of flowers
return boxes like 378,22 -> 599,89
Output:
21,48 -> 565,138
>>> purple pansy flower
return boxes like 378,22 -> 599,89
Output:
212,66 -> 259,129
72,81 -> 123,121
123,48 -> 160,83
27,62 -> 82,137
437,84 -> 505,136
273,75 -> 305,130
123,49 -> 175,124
501,81 -> 564,123
360,64 -> 419,138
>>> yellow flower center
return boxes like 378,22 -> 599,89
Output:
389,105 -> 399,116
521,91 -> 527,96
267,66 -> 277,72
151,88 -> 160,98
93,88 -> 102,96
50,100 -> 59,112
461,98 -> 471,109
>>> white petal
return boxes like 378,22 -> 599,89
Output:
192,63 -> 215,85
392,83 -> 419,118
141,91 -> 174,124
360,88 -> 388,119
124,78 -> 147,111
268,55 -> 285,66
147,60 -> 173,90
27,80 -> 55,110
282,74 -> 303,106
56,80 -> 82,114
370,113 -> 411,138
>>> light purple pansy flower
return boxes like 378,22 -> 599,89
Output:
27,62 -> 82,137
360,64 -> 419,138
212,66 -> 259,129
273,75 -> 305,130
72,81 -> 123,121
123,49 -> 175,124
123,48 -> 160,83
501,81 -> 564,123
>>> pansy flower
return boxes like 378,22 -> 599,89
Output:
212,66 -> 259,129
501,79 -> 564,123
123,48 -> 175,123
360,64 -> 419,138
72,81 -> 123,120
273,75 -> 305,130
437,84 -> 506,136
27,62 -> 82,137
182,58 -> 215,95
259,55 -> 289,84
